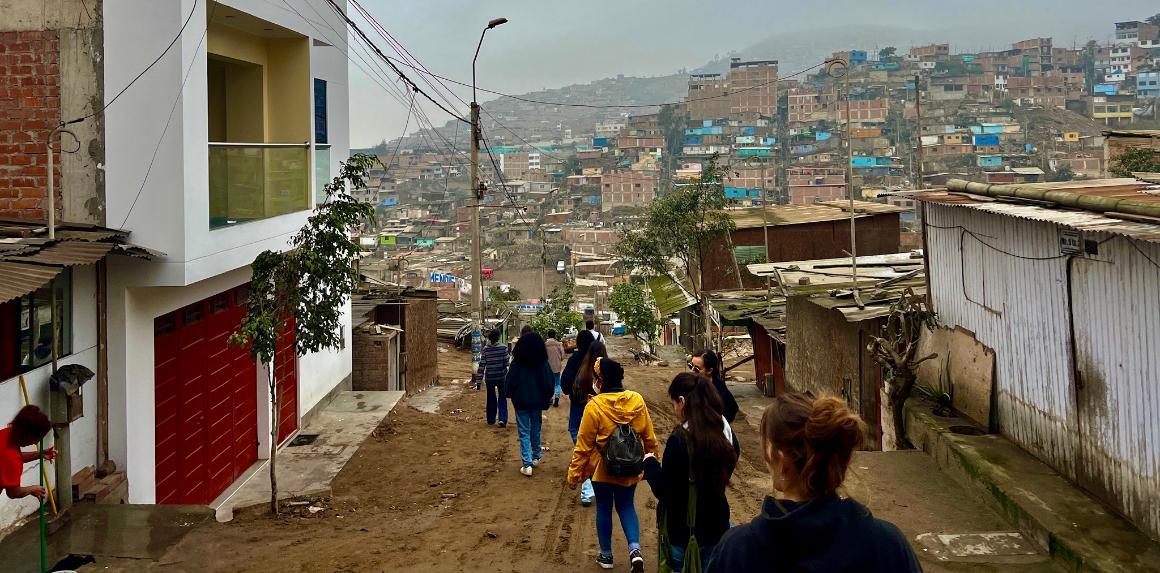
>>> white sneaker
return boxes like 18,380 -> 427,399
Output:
520,465 -> 533,477
532,457 -> 542,467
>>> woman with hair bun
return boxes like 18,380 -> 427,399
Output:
709,393 -> 920,572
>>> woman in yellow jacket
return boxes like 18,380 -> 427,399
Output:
567,358 -> 660,572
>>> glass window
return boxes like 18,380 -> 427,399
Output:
1,271 -> 72,378
314,78 -> 328,145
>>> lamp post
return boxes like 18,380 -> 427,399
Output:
471,17 -> 507,373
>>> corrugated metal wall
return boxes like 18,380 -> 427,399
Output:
925,203 -> 1160,539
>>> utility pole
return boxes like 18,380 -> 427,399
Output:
914,75 -> 925,190
828,57 -> 862,307
470,17 -> 507,374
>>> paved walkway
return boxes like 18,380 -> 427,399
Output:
213,390 -> 404,521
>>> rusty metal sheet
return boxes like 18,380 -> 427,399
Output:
0,261 -> 64,303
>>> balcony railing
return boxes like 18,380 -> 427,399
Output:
209,143 -> 311,230
314,144 -> 331,204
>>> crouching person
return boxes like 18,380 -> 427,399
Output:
1,406 -> 56,501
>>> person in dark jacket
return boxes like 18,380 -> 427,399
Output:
560,330 -> 597,504
708,393 -> 921,573
476,330 -> 509,427
504,331 -> 555,477
644,373 -> 739,572
689,351 -> 739,423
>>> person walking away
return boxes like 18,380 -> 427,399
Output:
560,331 -> 598,506
709,394 -> 921,572
645,373 -> 739,572
567,358 -> 659,572
1,406 -> 57,501
545,329 -> 566,408
689,351 -> 739,423
477,330 -> 509,427
586,319 -> 605,343
505,331 -> 555,477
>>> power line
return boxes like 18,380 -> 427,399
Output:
322,0 -> 468,123
70,0 -> 199,124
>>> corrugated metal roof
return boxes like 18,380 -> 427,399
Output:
646,273 -> 698,316
1103,129 -> 1160,138
0,220 -> 158,302
728,200 -> 908,229
915,190 -> 1160,243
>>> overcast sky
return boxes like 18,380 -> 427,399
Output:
348,0 -> 1158,147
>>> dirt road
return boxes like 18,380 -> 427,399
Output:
115,343 -> 1055,572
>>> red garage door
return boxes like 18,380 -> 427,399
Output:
274,317 -> 299,444
154,285 -> 258,505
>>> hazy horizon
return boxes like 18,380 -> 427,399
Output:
347,0 -> 1158,147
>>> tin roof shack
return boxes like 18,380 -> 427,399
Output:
700,201 -> 906,292
706,290 -> 787,396
352,288 -> 439,394
748,253 -> 927,450
915,178 -> 1160,540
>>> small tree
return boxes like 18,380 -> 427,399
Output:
1048,164 -> 1075,182
487,285 -> 522,302
231,154 -> 376,513
613,155 -> 735,348
878,46 -> 897,62
1109,147 -> 1160,177
529,282 -> 584,336
608,282 -> 659,349
866,289 -> 939,450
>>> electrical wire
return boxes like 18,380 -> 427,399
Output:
70,0 -> 199,124
479,128 -> 533,227
322,0 -> 468,123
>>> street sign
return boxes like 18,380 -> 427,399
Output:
1059,229 -> 1082,255
430,272 -> 457,283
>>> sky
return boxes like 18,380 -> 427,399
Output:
347,0 -> 1159,147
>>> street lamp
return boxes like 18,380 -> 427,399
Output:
470,17 -> 507,375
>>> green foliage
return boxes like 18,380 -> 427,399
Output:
488,285 -> 522,302
1110,147 -> 1160,178
231,154 -> 378,363
608,282 -> 658,341
1048,165 -> 1075,182
612,155 -> 736,286
878,46 -> 897,62
659,103 -> 687,172
528,282 -> 584,336
563,155 -> 582,176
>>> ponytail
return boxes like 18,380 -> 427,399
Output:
761,394 -> 864,497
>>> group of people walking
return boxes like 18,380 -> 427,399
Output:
474,325 -> 919,573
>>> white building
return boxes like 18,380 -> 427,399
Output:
916,179 -> 1160,541
0,0 -> 353,531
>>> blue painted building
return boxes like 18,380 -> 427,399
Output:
973,134 -> 1000,147
850,50 -> 868,66
978,155 -> 1004,168
1138,72 -> 1160,99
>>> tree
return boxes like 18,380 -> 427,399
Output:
230,154 -> 376,513
878,46 -> 897,62
608,282 -> 659,347
528,282 -> 584,336
613,155 -> 735,347
866,289 -> 938,450
1048,164 -> 1075,182
1109,147 -> 1160,177
1147,13 -> 1160,26
562,155 -> 582,176
488,285 -> 522,302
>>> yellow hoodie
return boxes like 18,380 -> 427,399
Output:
567,390 -> 660,488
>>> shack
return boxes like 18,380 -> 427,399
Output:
352,287 -> 439,394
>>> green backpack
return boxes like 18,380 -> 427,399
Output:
657,434 -> 702,573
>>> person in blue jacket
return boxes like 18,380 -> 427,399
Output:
504,330 -> 555,477
709,393 -> 922,573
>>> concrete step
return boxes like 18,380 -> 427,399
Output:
905,395 -> 1160,572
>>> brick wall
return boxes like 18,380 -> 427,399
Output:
0,30 -> 61,221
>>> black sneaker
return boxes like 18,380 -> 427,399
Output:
629,548 -> 644,572
596,554 -> 614,570
498,421 -> 506,428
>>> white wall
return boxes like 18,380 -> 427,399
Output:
0,268 -> 98,533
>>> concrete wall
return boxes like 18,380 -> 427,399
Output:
0,267 -> 99,533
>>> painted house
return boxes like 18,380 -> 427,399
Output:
915,179 -> 1160,540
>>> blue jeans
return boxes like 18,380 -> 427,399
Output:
486,379 -> 508,425
568,401 -> 595,502
593,481 -> 640,557
553,372 -> 562,398
515,409 -> 543,467
671,543 -> 716,572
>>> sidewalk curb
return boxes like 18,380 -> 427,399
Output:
904,395 -> 1160,573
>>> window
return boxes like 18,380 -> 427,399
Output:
314,79 -> 328,144
0,271 -> 72,379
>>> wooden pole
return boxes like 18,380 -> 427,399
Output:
915,75 -> 925,190
18,376 -> 57,514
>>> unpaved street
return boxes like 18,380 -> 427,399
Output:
102,344 -> 1055,572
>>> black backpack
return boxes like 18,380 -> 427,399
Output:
603,423 -> 645,477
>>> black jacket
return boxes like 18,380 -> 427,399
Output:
644,427 -> 739,549
560,351 -> 587,399
711,377 -> 739,423
708,494 -> 921,573
504,360 -> 555,411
